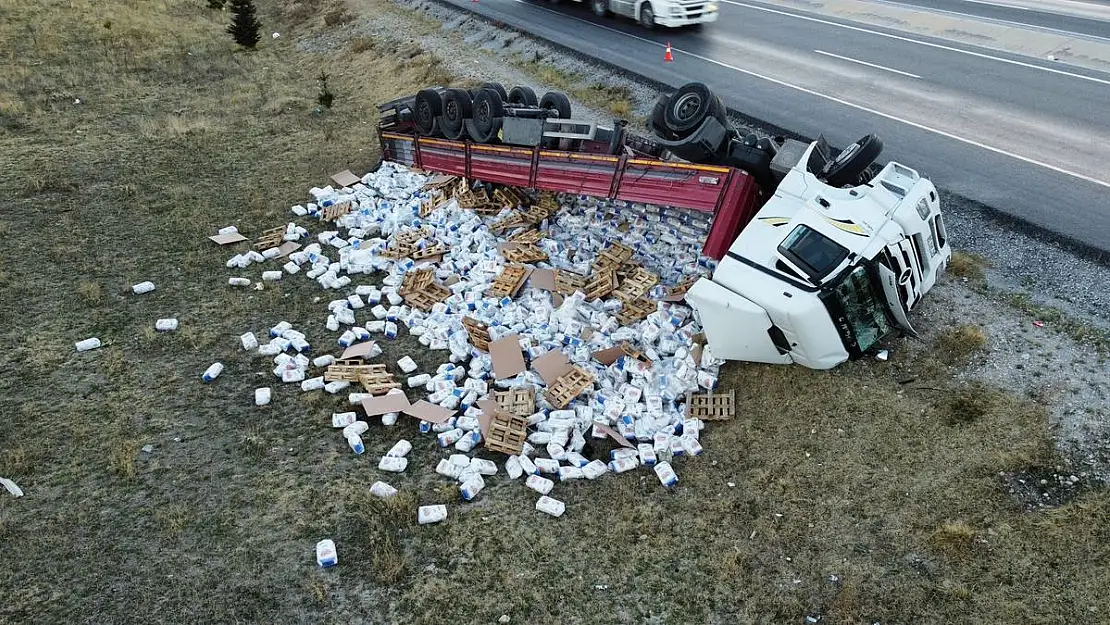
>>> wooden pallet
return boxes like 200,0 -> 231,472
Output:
584,271 -> 618,301
456,187 -> 491,209
488,264 -> 530,299
411,241 -> 449,261
493,188 -> 529,210
620,343 -> 654,368
543,367 -> 594,409
508,228 -> 545,245
422,175 -> 458,192
322,201 -> 352,222
484,411 -> 528,455
419,195 -> 438,218
399,268 -> 435,296
665,275 -> 699,300
502,244 -> 548,264
519,204 -> 553,225
591,242 -> 634,274
685,389 -> 735,421
325,363 -> 387,382
494,386 -> 536,417
360,372 -> 401,395
254,226 -> 285,250
615,297 -> 655,326
613,267 -> 659,303
491,212 -> 525,233
553,270 -> 589,296
404,282 -> 451,311
470,202 -> 504,215
463,316 -> 492,352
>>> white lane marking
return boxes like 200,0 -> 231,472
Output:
490,0 -> 1110,189
719,0 -> 1110,86
956,0 -> 1029,11
873,0 -> 1110,42
813,49 -> 923,77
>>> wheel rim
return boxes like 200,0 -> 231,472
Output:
416,100 -> 433,131
673,93 -> 702,122
475,100 -> 492,132
642,6 -> 652,24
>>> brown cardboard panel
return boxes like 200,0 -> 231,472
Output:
443,275 -> 461,287
530,268 -> 556,291
275,242 -> 302,258
497,242 -> 523,253
330,169 -> 362,188
553,293 -> 564,307
361,392 -> 411,417
510,265 -> 534,297
403,400 -> 456,424
209,232 -> 248,245
340,341 -> 378,360
593,422 -> 636,448
532,350 -> 571,385
592,345 -> 627,366
489,335 -> 527,380
477,401 -> 499,437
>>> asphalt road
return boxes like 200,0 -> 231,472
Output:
439,0 -> 1110,251
878,0 -> 1110,40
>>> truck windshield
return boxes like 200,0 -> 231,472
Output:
778,225 -> 849,281
829,265 -> 893,353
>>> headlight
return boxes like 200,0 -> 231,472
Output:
671,6 -> 683,15
707,1 -> 718,10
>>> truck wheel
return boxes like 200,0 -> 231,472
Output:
664,82 -> 714,135
481,82 -> 508,102
469,88 -> 504,143
650,94 -> 675,140
539,91 -> 572,118
441,88 -> 473,140
592,0 -> 611,16
414,88 -> 442,137
711,95 -> 728,126
820,134 -> 883,187
639,3 -> 655,29
508,85 -> 539,107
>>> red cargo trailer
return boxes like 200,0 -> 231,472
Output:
378,131 -> 765,260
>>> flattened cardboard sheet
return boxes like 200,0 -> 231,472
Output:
530,268 -> 556,291
340,341 -> 378,360
402,400 -> 456,424
489,335 -> 527,380
532,350 -> 571,385
276,241 -> 302,258
477,399 -> 499,437
331,169 -> 362,188
593,422 -> 635,448
209,232 -> 248,245
592,345 -> 627,366
361,392 -> 411,417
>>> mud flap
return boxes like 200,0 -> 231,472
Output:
686,279 -> 793,364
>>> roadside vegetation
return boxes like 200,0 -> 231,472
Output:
1,0 -> 1107,622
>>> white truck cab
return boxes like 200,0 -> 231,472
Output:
583,0 -> 719,29
687,140 -> 951,369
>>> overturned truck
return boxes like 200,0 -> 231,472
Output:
378,81 -> 951,369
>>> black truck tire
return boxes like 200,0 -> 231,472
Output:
414,88 -> 443,136
469,88 -> 504,143
441,88 -> 473,140
508,85 -> 539,107
539,91 -> 572,118
820,133 -> 883,187
592,0 -> 611,16
650,94 -> 676,140
664,82 -> 715,136
639,2 -> 655,28
481,82 -> 508,102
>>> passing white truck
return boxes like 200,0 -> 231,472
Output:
574,0 -> 719,28
687,135 -> 952,369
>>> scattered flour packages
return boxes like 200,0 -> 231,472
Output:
220,160 -> 732,516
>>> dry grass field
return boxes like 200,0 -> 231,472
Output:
1,0 -> 1108,623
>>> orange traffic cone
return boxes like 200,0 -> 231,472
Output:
664,42 -> 673,63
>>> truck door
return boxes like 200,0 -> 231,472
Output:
686,279 -> 794,364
